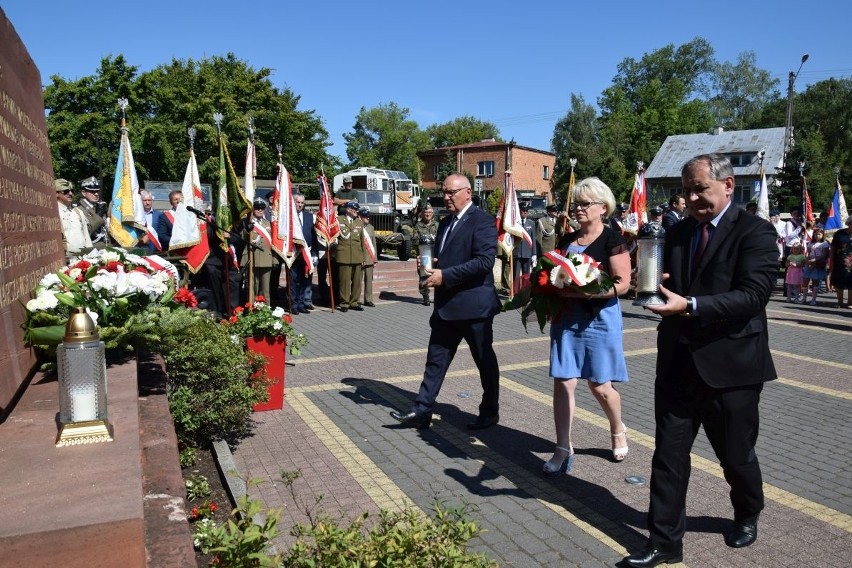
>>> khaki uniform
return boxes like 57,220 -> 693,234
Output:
536,215 -> 561,254
242,218 -> 279,301
58,202 -> 92,255
78,199 -> 108,245
361,223 -> 377,304
412,218 -> 439,304
335,214 -> 365,308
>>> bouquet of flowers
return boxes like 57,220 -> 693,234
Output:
502,250 -> 620,332
226,296 -> 308,355
24,247 -> 177,347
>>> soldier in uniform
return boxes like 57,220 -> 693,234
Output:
335,200 -> 365,311
55,178 -> 92,256
77,176 -> 108,247
412,203 -> 439,305
512,202 -> 537,286
333,175 -> 357,209
536,204 -> 562,255
241,197 -> 279,302
359,207 -> 378,307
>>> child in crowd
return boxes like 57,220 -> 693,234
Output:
803,227 -> 830,305
785,242 -> 806,302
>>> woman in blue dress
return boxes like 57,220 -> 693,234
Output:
543,177 -> 633,477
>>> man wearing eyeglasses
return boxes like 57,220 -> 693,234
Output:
389,173 -> 502,431
55,178 -> 92,255
77,176 -> 108,246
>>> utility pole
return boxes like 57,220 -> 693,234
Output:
783,53 -> 809,163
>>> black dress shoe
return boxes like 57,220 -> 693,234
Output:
364,301 -> 375,307
466,414 -> 499,430
625,546 -> 683,567
338,306 -> 348,312
725,518 -> 758,548
350,305 -> 364,311
389,410 -> 432,429
422,297 -> 430,306
305,305 -> 315,311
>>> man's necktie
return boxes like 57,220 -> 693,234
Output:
692,222 -> 710,271
441,216 -> 458,252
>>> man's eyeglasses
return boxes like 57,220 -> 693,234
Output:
58,189 -> 72,195
442,187 -> 469,197
570,201 -> 602,211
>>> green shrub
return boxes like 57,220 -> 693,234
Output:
179,446 -> 198,468
200,487 -> 282,567
185,474 -> 212,501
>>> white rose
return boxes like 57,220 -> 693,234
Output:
39,273 -> 61,289
272,307 -> 286,318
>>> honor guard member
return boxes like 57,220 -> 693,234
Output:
335,200 -> 365,311
78,176 -> 108,246
56,178 -> 92,256
242,197 -> 279,302
412,203 -> 439,305
536,204 -> 562,255
512,202 -> 537,282
359,207 -> 377,307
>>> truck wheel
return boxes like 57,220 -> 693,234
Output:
397,236 -> 413,261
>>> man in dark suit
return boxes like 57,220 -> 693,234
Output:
626,154 -> 778,567
662,194 -> 686,231
390,173 -> 502,430
290,193 -> 315,313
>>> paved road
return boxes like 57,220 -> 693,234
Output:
228,283 -> 852,567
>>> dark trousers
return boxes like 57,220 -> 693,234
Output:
413,314 -> 500,418
648,349 -> 764,551
290,258 -> 310,311
204,261 -> 242,316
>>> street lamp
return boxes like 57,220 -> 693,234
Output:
783,53 -> 809,161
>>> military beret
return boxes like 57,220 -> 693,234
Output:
345,200 -> 360,210
54,178 -> 73,192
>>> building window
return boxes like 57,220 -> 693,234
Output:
734,183 -> 753,204
542,165 -> 550,180
477,161 -> 495,177
727,153 -> 757,167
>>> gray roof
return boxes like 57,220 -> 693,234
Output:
645,127 -> 785,179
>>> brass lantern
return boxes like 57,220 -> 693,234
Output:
632,221 -> 667,307
56,307 -> 113,447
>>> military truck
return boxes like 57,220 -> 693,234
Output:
332,167 -> 421,260
518,191 -> 549,220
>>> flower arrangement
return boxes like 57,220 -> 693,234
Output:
24,247 -> 178,347
503,250 -> 620,332
226,296 -> 308,355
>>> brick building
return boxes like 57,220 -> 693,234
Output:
417,139 -> 556,202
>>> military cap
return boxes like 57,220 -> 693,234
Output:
358,207 -> 371,216
54,178 -> 73,192
650,206 -> 664,216
344,200 -> 360,210
80,176 -> 100,192
617,202 -> 629,212
519,202 -> 530,212
253,197 -> 268,209
545,204 -> 558,212
342,175 -> 353,183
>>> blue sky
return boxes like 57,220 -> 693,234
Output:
4,1 -> 850,165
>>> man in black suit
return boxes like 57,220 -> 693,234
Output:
626,154 -> 778,567
662,194 -> 686,231
390,173 -> 502,430
290,193 -> 315,313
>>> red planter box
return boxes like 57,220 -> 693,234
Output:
246,336 -> 286,411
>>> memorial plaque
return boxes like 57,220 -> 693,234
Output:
0,9 -> 66,417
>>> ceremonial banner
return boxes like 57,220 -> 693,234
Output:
108,123 -> 145,247
213,132 -> 251,252
170,147 -> 209,273
273,163 -> 308,268
625,168 -> 647,234
825,175 -> 848,230
244,136 -> 256,203
756,169 -> 770,220
497,170 -> 530,256
314,173 -> 340,244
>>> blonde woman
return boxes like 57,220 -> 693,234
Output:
543,177 -> 632,477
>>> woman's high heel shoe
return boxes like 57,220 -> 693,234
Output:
542,445 -> 574,478
612,423 -> 629,462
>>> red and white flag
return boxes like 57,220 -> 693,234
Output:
272,163 -> 309,269
625,168 -> 647,234
314,173 -> 340,245
363,225 -> 376,263
169,147 -> 209,273
497,170 -> 531,256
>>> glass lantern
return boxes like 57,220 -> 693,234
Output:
56,307 -> 113,447
632,221 -> 667,306
418,234 -> 435,282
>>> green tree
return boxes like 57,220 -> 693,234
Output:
425,116 -> 501,148
707,51 -> 781,130
343,102 -> 429,181
551,94 -> 598,203
44,53 -> 338,189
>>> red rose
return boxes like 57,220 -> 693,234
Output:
191,507 -> 199,518
210,502 -> 217,512
284,315 -> 292,324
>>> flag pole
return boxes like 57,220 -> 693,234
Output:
246,118 -> 256,305
562,157 -> 577,233
214,111 -> 233,315
321,164 -> 337,312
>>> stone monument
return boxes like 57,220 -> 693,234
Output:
0,9 -> 66,417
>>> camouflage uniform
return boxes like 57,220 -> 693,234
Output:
412,217 -> 439,305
